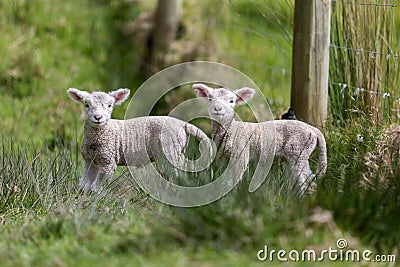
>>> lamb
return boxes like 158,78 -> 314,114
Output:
67,88 -> 212,192
193,83 -> 327,195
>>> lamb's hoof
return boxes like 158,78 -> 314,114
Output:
77,181 -> 94,195
90,185 -> 101,193
305,182 -> 317,195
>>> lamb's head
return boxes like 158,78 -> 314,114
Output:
67,88 -> 130,127
193,83 -> 255,124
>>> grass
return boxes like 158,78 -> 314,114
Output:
329,0 -> 400,123
1,131 -> 398,266
211,0 -> 294,110
0,0 -> 142,147
1,0 -> 400,266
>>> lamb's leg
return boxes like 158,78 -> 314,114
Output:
91,164 -> 116,192
286,156 -> 314,196
297,159 -> 316,195
79,162 -> 89,189
80,162 -> 100,193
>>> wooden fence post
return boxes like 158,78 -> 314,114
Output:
153,0 -> 182,53
144,0 -> 183,73
291,0 -> 331,127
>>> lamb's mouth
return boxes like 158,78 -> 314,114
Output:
91,120 -> 106,126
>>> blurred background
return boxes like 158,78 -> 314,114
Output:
0,0 -> 294,148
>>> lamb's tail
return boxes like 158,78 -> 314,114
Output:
313,127 -> 327,179
182,124 -> 215,172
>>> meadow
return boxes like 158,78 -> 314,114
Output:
0,0 -> 399,266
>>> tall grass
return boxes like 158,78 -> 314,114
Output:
329,0 -> 400,124
326,2 -> 400,251
1,138 -> 73,214
1,125 -> 399,265
0,135 -> 319,266
0,134 -> 147,217
317,125 -> 400,252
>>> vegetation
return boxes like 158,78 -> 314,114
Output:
329,0 -> 400,123
0,0 -> 399,266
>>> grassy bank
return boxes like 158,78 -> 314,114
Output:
1,127 -> 399,266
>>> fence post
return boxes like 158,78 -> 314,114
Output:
291,0 -> 331,127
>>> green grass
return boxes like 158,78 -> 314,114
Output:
1,0 -> 400,266
1,132 -> 398,266
0,0 -> 143,147
329,0 -> 400,124
211,0 -> 294,110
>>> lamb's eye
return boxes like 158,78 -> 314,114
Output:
108,104 -> 112,108
230,100 -> 234,103
85,103 -> 90,108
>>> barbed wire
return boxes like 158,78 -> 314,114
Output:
329,0 -> 399,121
330,44 -> 399,59
330,82 -> 400,101
332,1 -> 399,7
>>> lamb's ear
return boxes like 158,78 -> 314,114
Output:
67,88 -> 90,103
109,88 -> 130,105
234,87 -> 255,106
193,83 -> 212,98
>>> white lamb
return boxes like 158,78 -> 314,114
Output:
67,88 -> 212,192
193,83 -> 327,194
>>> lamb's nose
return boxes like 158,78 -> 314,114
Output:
94,115 -> 103,121
214,106 -> 222,112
